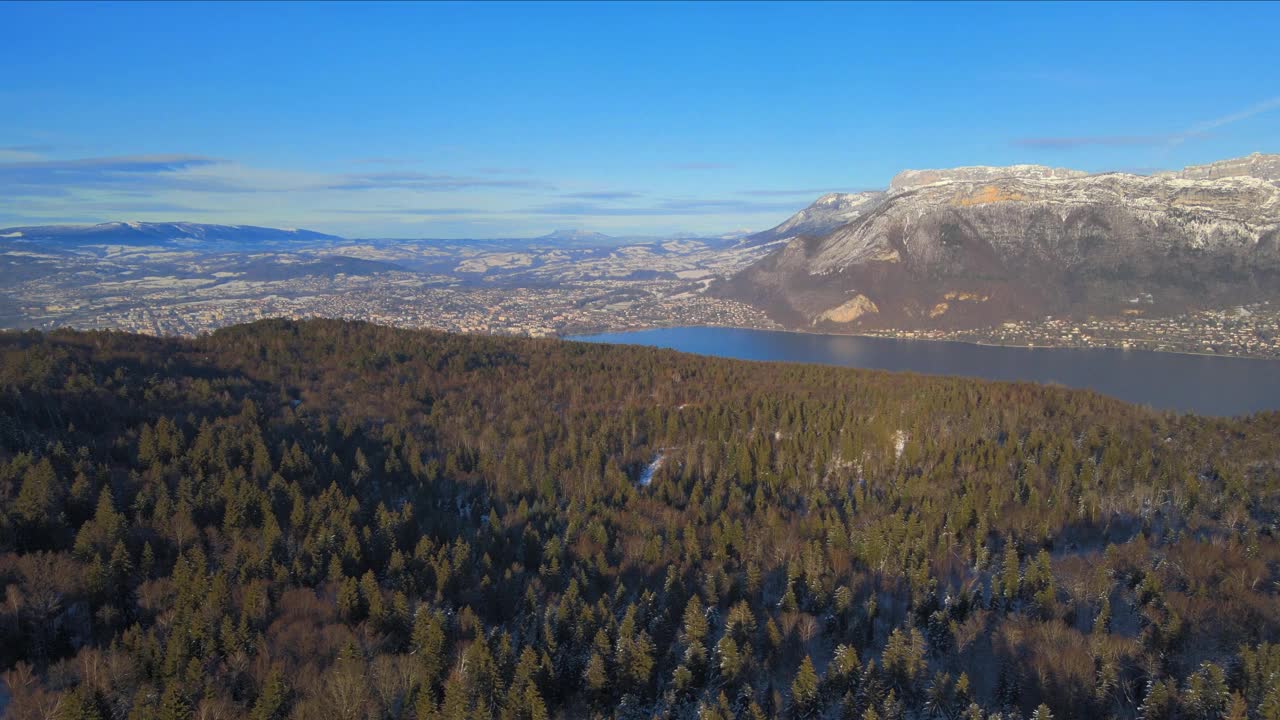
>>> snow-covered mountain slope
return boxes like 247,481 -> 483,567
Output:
718,154 -> 1280,329
740,192 -> 886,247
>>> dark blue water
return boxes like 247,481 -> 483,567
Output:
569,327 -> 1280,417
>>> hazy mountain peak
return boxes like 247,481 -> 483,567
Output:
537,228 -> 614,242
0,221 -> 342,247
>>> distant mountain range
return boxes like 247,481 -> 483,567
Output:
0,222 -> 712,249
536,228 -> 614,243
717,153 -> 1280,329
0,221 -> 343,247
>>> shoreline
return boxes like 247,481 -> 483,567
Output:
14,314 -> 1275,363
562,323 -> 1280,416
560,322 -> 1280,362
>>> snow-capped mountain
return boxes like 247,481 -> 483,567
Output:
717,154 -> 1280,330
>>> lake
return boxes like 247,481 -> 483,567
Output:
569,326 -> 1280,417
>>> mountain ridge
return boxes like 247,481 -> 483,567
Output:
0,221 -> 343,247
739,191 -> 886,247
717,153 -> 1280,330
889,163 -> 1088,191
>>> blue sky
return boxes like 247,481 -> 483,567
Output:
2,1 -> 1277,238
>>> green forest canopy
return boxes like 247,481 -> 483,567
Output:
0,319 -> 1277,720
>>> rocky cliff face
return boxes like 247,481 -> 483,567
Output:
889,164 -> 1087,191
1171,152 -> 1280,181
718,155 -> 1280,330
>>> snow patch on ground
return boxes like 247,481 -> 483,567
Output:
639,454 -> 664,487
455,253 -> 535,273
893,429 -> 908,460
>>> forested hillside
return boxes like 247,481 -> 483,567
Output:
1,319 -> 1278,720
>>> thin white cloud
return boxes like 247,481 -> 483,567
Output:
1170,96 -> 1280,145
1014,95 -> 1280,150
0,153 -> 799,236
0,145 -> 51,163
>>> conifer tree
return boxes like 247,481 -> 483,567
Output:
882,627 -> 927,698
1183,663 -> 1228,720
15,458 -> 63,546
584,651 -> 609,700
716,635 -> 743,684
251,668 -> 290,720
1139,679 -> 1177,720
56,687 -> 106,720
791,656 -> 821,719
157,685 -> 193,720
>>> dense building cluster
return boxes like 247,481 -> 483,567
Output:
862,304 -> 1280,359
1,320 -> 1277,719
14,273 -> 775,340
